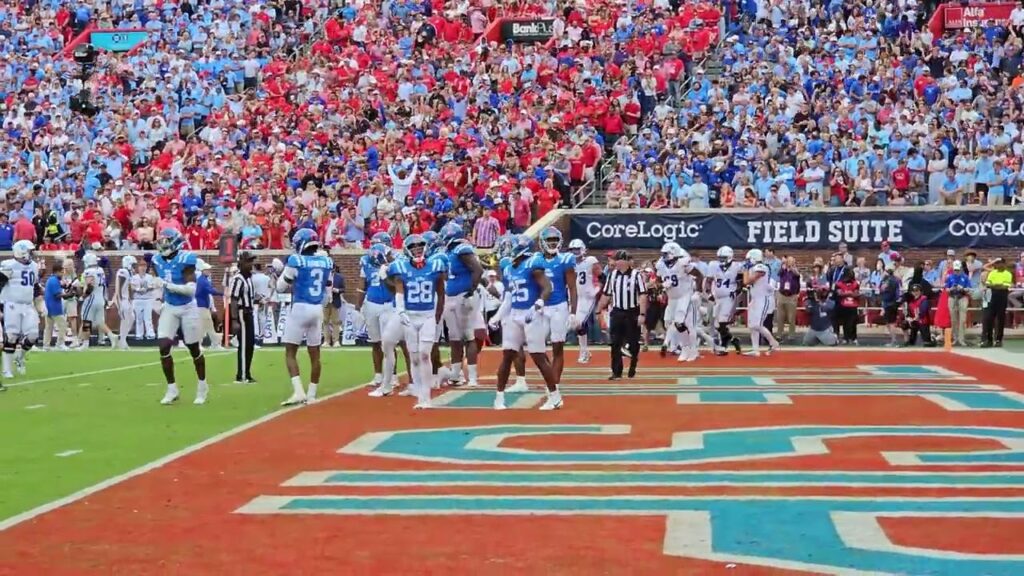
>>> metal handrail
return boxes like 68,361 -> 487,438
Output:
571,15 -> 728,208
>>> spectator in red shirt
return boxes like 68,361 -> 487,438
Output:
891,159 -> 911,196
536,179 -> 561,218
185,218 -> 206,250
12,213 -> 35,242
510,190 -> 532,233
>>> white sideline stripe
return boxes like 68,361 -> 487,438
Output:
0,380 -> 369,532
24,404 -> 46,410
4,352 -> 232,388
54,450 -> 82,458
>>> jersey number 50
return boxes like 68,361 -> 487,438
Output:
21,270 -> 35,286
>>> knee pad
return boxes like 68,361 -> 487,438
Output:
20,338 -> 34,351
674,322 -> 689,333
3,340 -> 15,354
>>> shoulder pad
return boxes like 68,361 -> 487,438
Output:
182,252 -> 198,266
286,254 -> 301,268
453,243 -> 475,256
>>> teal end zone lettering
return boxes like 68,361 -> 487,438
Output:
236,495 -> 1024,576
285,470 -> 1024,488
925,392 -> 1024,412
692,376 -> 760,387
696,391 -> 772,403
861,365 -> 956,376
339,425 -> 1024,466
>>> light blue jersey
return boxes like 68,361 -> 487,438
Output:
502,257 -> 545,311
360,254 -> 394,304
287,253 -> 333,305
445,241 -> 477,296
388,256 -> 445,312
530,251 -> 576,306
153,251 -> 198,306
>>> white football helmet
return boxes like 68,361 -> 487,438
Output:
746,248 -> 764,264
12,240 -> 34,263
121,255 -> 137,270
717,246 -> 734,264
271,258 -> 285,274
661,242 -> 683,261
752,263 -> 769,274
82,252 -> 100,268
568,238 -> 587,256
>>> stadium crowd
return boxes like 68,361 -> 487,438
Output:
603,0 -> 1024,209
0,0 -> 725,254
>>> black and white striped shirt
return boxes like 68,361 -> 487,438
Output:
229,273 -> 255,310
602,268 -> 647,311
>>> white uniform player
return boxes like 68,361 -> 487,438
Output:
79,252 -> 117,349
568,239 -> 600,363
114,256 -> 136,349
706,246 -> 745,355
0,240 -> 40,378
743,250 -> 779,356
131,268 -> 157,339
656,242 -> 689,356
668,252 -> 715,362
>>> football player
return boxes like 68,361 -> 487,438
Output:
705,246 -> 745,355
151,228 -> 208,405
568,239 -> 601,364
77,252 -> 117,349
742,249 -> 780,357
0,240 -> 40,380
386,234 -> 447,409
530,227 -> 577,384
277,229 -> 334,405
439,222 -> 484,387
490,235 -> 562,411
359,235 -> 396,388
114,255 -> 136,350
656,242 -> 688,357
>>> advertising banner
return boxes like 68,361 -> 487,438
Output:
569,210 -> 1024,250
499,19 -> 555,43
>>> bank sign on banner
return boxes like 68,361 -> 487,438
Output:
569,209 -> 1024,250
500,19 -> 554,43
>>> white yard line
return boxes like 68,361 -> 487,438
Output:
24,404 -> 46,410
0,381 -> 367,532
5,352 -> 232,389
54,450 -> 82,458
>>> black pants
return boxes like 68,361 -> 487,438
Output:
836,306 -> 859,342
983,289 -> 1009,344
609,309 -> 641,377
236,308 -> 256,381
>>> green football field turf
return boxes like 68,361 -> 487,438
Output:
0,348 -> 376,521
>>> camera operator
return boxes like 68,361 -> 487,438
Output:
802,286 -> 838,347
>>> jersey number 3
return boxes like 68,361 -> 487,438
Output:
308,269 -> 325,297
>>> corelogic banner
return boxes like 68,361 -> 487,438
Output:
569,209 -> 1024,250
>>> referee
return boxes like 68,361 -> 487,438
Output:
230,251 -> 257,383
981,257 -> 1012,347
598,249 -> 648,380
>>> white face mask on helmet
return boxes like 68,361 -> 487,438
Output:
717,246 -> 734,265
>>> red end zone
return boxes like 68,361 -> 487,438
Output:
1,350 -> 1024,575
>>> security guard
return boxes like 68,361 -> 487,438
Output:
981,257 -> 1013,347
229,251 -> 257,382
